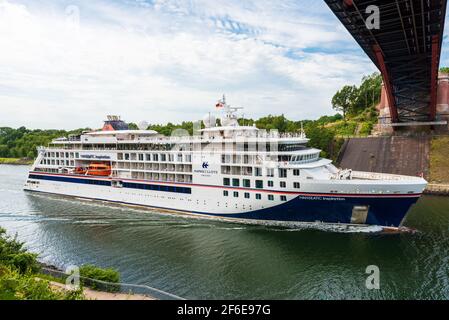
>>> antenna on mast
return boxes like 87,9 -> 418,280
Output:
300,121 -> 305,138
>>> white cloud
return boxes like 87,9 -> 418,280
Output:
0,0 -> 375,129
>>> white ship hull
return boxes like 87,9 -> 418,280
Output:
24,171 -> 426,227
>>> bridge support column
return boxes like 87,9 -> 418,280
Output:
373,45 -> 399,123
430,35 -> 440,121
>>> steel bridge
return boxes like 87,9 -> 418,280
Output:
325,0 -> 447,123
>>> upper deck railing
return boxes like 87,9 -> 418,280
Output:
333,170 -> 424,182
51,131 -> 308,145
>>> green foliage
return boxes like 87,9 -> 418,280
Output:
0,265 -> 84,300
79,264 -> 120,292
331,85 -> 358,120
358,122 -> 374,136
331,72 -> 382,119
0,127 -> 89,159
128,123 -> 139,130
0,228 -> 39,274
440,67 -> 449,74
332,121 -> 358,136
0,228 -> 84,300
148,121 -> 199,136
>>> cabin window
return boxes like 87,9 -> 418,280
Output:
294,182 -> 300,189
255,167 -> 262,177
256,194 -> 262,200
280,195 -> 287,201
139,154 -> 144,161
268,195 -> 274,201
153,154 -> 159,161
293,169 -> 300,176
268,181 -> 274,187
232,179 -> 240,187
146,154 -> 151,161
279,169 -> 287,178
266,168 -> 274,177
223,190 -> 229,197
243,179 -> 251,188
255,180 -> 263,189
280,181 -> 286,188
233,191 -> 239,198
125,153 -> 130,160
244,193 -> 250,199
161,154 -> 166,161
223,178 -> 230,186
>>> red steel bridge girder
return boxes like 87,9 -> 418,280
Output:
373,45 -> 399,123
325,0 -> 448,123
430,35 -> 440,121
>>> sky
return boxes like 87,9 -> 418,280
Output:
1,0 -> 449,129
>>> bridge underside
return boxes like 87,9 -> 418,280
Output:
325,0 -> 447,123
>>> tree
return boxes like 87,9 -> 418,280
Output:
353,73 -> 382,113
331,85 -> 357,120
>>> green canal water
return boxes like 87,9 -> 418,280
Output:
0,165 -> 448,299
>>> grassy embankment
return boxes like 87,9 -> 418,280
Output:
429,136 -> 449,184
0,158 -> 33,165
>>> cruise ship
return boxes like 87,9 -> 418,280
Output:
24,97 -> 427,229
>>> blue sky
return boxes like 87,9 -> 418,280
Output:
1,0 -> 449,129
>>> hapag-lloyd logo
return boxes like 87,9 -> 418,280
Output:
194,161 -> 218,175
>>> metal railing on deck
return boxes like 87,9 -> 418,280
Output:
350,171 -> 419,181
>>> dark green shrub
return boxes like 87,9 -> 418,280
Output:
79,264 -> 120,292
0,228 -> 39,274
0,265 -> 84,300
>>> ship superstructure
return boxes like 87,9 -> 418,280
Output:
24,98 -> 427,228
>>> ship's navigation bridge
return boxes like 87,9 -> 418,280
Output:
325,0 -> 447,124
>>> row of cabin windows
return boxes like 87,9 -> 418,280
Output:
42,159 -> 75,166
222,167 -> 300,178
45,152 -> 79,158
118,153 -> 192,163
224,178 -> 300,189
221,154 -> 258,164
223,190 -> 287,201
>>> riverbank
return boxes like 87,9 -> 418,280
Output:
46,280 -> 153,300
1,226 -> 157,300
38,263 -> 156,300
424,183 -> 449,196
0,157 -> 33,165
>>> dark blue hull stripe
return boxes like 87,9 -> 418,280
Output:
28,174 -> 191,194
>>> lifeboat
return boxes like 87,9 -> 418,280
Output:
86,163 -> 111,177
74,167 -> 87,175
